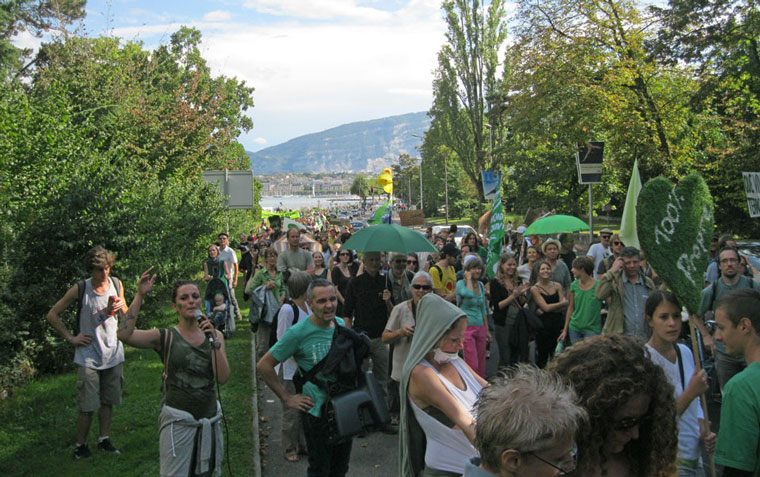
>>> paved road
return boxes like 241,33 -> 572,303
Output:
257,375 -> 399,476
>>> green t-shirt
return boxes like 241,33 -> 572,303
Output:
569,280 -> 602,334
269,316 -> 345,417
252,268 -> 286,300
715,361 -> 760,474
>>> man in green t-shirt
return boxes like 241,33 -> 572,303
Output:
256,279 -> 352,476
713,288 -> 760,476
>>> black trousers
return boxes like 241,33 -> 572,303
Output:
301,411 -> 353,477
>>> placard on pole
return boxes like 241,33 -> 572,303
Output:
576,142 -> 605,239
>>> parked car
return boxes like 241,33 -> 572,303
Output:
736,240 -> 760,273
431,225 -> 476,247
351,221 -> 368,231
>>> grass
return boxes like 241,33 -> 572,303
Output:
0,288 -> 255,477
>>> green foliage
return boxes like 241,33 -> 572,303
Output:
0,27 -> 256,381
350,174 -> 370,207
637,175 -> 714,314
424,0 -> 509,202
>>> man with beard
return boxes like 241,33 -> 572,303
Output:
700,246 -> 760,392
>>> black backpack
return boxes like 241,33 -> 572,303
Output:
268,300 -> 300,349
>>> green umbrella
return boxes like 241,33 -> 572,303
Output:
523,214 -> 589,235
340,224 -> 437,253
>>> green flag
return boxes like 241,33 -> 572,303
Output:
619,159 -> 642,249
369,199 -> 392,224
486,187 -> 505,279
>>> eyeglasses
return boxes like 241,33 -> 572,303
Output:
526,444 -> 578,475
407,260 -> 418,265
601,235 -> 611,239
720,258 -> 739,264
411,284 -> 432,290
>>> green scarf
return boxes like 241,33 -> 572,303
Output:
398,294 -> 466,476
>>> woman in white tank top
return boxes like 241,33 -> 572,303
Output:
399,294 -> 489,477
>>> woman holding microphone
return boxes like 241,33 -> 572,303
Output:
117,272 -> 230,477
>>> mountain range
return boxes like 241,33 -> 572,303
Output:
247,112 -> 430,174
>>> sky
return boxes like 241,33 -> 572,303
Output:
17,0 -> 459,152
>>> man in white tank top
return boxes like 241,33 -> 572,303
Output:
46,246 -> 129,460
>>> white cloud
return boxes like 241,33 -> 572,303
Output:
242,0 -> 391,21
11,30 -> 44,53
91,0 -> 447,149
203,10 -> 232,21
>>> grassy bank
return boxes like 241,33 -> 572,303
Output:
0,291 -> 254,476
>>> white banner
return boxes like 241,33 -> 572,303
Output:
743,172 -> 760,218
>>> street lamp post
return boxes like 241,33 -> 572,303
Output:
444,161 -> 449,224
411,134 -> 424,212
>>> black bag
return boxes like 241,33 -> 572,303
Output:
294,325 -> 389,442
515,300 -> 543,333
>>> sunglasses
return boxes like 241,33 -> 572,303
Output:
339,252 -> 350,257
411,284 -> 432,290
601,235 -> 611,239
612,241 -> 622,246
613,415 -> 648,431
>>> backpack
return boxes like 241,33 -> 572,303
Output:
75,277 -> 122,336
268,300 -> 300,349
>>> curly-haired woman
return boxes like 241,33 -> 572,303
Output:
547,335 -> 678,477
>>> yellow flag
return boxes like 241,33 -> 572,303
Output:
378,168 -> 393,194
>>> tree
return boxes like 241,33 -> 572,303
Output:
424,0 -> 509,203
0,27 -> 256,380
654,0 -> 760,236
0,0 -> 85,79
390,153 -> 420,207
500,0 -> 706,215
350,174 -> 370,208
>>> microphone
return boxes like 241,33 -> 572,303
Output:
194,309 -> 215,344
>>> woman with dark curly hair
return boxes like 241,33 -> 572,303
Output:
547,335 -> 678,477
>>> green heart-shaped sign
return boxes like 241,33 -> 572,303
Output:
637,174 -> 714,314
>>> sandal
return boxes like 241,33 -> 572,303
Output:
285,450 -> 300,462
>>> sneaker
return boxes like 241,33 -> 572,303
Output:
97,438 -> 121,455
74,444 -> 91,460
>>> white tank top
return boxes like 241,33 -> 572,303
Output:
409,358 -> 481,474
74,278 -> 124,370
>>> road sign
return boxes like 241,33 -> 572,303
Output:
576,142 -> 604,184
202,169 -> 255,209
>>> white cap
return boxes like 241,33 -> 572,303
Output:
516,226 -> 526,234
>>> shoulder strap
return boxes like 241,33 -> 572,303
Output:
430,264 -> 441,278
75,280 -> 87,336
290,300 -> 300,324
161,328 -> 174,398
297,326 -> 338,386
673,343 -> 685,391
111,276 -> 121,296
709,280 -> 718,311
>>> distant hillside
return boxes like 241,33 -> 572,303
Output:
247,112 -> 430,174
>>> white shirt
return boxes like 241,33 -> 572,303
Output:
276,301 -> 311,380
218,245 -> 238,277
646,343 -> 704,462
587,243 -> 610,278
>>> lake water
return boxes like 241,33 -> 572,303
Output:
260,196 -> 360,210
